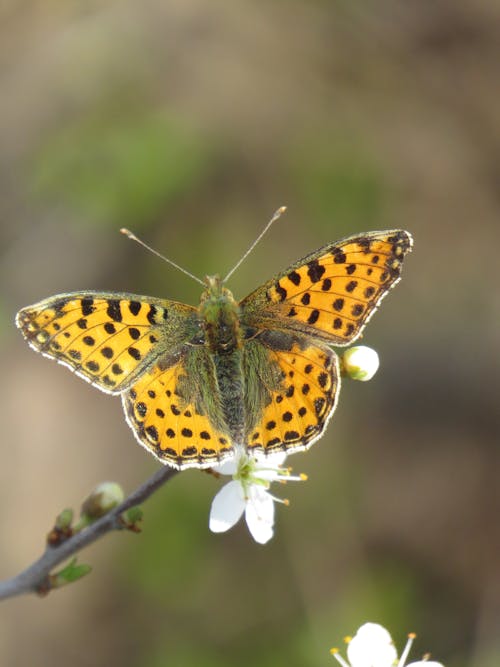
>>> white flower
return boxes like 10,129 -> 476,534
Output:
342,346 -> 380,381
208,451 -> 306,544
331,623 -> 444,667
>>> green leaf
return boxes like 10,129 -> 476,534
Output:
124,506 -> 143,524
51,558 -> 92,588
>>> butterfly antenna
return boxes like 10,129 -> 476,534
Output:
223,206 -> 287,283
120,228 -> 205,286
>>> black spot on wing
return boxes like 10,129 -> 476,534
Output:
307,259 -> 325,283
275,284 -> 287,301
331,248 -> 346,263
107,300 -> 123,322
307,309 -> 320,325
147,305 -> 158,324
128,347 -> 141,360
81,298 -> 95,316
333,298 -> 344,312
129,301 -> 141,316
321,278 -> 332,291
346,280 -> 358,293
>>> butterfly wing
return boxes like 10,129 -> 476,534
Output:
17,291 -> 235,469
16,292 -> 199,394
240,230 -> 413,345
122,346 -> 235,469
243,331 -> 339,456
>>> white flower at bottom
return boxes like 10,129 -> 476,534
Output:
331,623 -> 444,667
209,451 -> 306,544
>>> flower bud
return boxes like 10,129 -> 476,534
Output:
55,508 -> 73,531
80,481 -> 125,520
342,345 -> 379,381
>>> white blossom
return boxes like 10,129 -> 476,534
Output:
331,622 -> 444,667
209,451 -> 306,544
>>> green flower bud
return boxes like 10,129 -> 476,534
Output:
80,481 -> 125,520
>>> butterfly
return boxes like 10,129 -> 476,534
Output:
16,228 -> 412,469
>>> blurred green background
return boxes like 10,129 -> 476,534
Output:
0,1 -> 498,666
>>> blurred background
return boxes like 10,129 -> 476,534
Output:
0,1 -> 499,666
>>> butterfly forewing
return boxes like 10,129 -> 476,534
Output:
240,230 -> 413,345
16,292 -> 197,394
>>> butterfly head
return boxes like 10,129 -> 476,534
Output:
200,275 -> 241,352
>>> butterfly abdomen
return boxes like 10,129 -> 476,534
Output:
214,350 -> 245,445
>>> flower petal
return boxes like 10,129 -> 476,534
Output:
254,451 -> 288,466
211,458 -> 239,476
347,623 -> 397,667
245,486 -> 275,544
209,481 -> 245,533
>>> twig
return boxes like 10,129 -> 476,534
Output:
0,465 -> 179,601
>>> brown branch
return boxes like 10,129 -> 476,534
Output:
0,465 -> 179,601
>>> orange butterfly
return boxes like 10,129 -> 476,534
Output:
17,228 -> 412,469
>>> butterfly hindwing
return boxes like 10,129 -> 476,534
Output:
122,346 -> 235,469
241,230 -> 413,345
16,292 -> 198,394
243,331 -> 339,456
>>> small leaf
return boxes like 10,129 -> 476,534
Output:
51,558 -> 92,588
124,506 -> 143,523
121,506 -> 143,532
